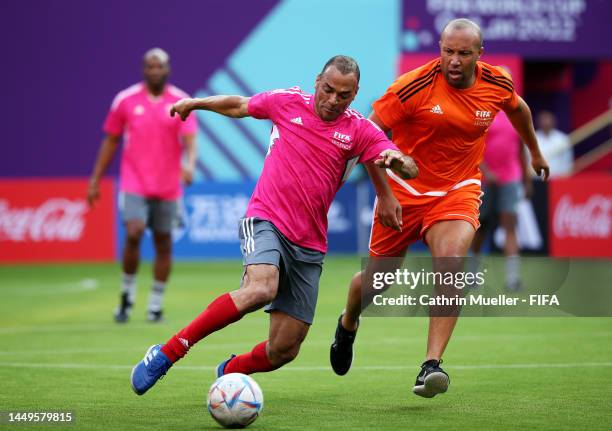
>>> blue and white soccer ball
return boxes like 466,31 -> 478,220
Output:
207,373 -> 264,428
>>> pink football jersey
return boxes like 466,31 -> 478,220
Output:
104,82 -> 197,199
246,87 -> 398,252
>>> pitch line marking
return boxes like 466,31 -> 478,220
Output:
1,362 -> 611,371
1,278 -> 99,296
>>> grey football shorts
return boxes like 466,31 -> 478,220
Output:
479,181 -> 523,221
119,192 -> 179,234
239,217 -> 324,325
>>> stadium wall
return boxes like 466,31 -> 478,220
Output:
2,0 -> 611,262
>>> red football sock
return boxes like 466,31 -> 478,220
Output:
162,293 -> 241,363
223,341 -> 278,374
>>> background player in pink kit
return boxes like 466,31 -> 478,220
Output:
471,111 -> 533,290
88,48 -> 197,323
130,55 -> 418,395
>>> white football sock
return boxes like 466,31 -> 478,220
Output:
122,273 -> 137,304
148,280 -> 166,312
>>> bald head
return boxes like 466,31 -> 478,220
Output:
441,18 -> 483,49
143,47 -> 170,65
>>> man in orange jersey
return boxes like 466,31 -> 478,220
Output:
330,18 -> 549,398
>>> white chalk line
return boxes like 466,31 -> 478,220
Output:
1,362 -> 611,372
1,330 -> 611,355
1,278 -> 99,296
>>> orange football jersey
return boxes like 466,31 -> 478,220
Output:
373,59 -> 519,202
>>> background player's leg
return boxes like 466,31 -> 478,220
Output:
147,199 -> 178,321
469,219 -> 489,285
500,211 -> 521,290
148,231 -> 172,321
499,179 -> 523,290
224,311 -> 309,374
123,219 -> 145,275
425,219 -> 475,360
152,231 -> 172,283
470,184 -> 495,277
500,212 -> 519,256
115,219 -> 145,322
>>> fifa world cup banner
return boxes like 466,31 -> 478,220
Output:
0,179 -> 116,263
549,174 -> 612,258
402,0 -> 612,58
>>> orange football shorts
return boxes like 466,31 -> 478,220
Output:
369,184 -> 481,257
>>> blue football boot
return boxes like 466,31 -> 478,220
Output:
215,354 -> 237,378
130,344 -> 172,395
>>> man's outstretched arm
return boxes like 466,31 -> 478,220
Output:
171,96 -> 251,120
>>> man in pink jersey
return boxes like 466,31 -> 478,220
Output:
88,48 -> 197,323
471,111 -> 532,290
130,55 -> 418,395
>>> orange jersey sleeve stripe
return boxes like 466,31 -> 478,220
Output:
396,64 -> 441,103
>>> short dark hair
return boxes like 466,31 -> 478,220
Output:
320,55 -> 360,82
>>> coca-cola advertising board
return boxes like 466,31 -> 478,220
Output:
0,179 -> 116,262
549,174 -> 612,258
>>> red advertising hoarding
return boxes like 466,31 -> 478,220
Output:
549,174 -> 612,258
0,179 -> 116,262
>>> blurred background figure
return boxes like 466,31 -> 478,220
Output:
535,110 -> 573,178
471,111 -> 532,291
87,48 -> 197,323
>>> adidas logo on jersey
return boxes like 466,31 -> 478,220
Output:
290,116 -> 303,125
430,105 -> 444,115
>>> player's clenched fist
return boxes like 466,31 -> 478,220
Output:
530,152 -> 550,181
170,98 -> 195,121
375,150 -> 419,180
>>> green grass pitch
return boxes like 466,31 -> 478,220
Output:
1,257 -> 611,430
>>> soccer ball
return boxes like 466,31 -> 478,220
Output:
207,373 -> 264,428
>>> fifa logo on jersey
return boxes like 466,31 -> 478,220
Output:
333,132 -> 351,143
332,131 -> 353,150
474,110 -> 493,127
